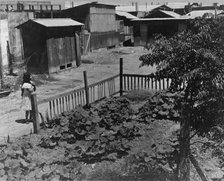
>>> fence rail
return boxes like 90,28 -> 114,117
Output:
0,58 -> 176,141
37,58 -> 174,120
40,74 -> 120,120
122,74 -> 171,91
41,72 -> 172,120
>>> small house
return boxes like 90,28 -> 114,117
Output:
62,2 -> 119,53
17,18 -> 83,74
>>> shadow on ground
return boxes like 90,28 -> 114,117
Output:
15,119 -> 33,124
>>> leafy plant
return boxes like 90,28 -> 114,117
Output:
38,97 -> 143,164
139,17 -> 224,180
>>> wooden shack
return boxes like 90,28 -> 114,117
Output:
17,18 -> 83,74
62,2 -> 119,53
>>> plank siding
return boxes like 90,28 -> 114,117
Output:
46,38 -> 55,73
66,37 -> 72,64
70,36 -> 76,63
75,33 -> 81,66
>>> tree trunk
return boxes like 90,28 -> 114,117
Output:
189,153 -> 209,181
179,103 -> 190,181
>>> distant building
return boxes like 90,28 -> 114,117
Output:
62,2 -> 120,53
144,10 -> 181,18
116,3 -> 172,18
0,1 -> 62,67
131,18 -> 188,46
183,2 -> 223,18
165,2 -> 189,15
183,9 -> 223,19
0,11 -> 34,65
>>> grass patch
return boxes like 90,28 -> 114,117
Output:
124,89 -> 155,102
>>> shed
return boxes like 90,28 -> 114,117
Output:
62,2 -> 119,53
17,18 -> 83,74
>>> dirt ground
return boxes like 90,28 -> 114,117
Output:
0,46 -> 156,143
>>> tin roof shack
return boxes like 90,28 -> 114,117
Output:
17,18 -> 83,74
132,18 -> 188,46
62,2 -> 119,53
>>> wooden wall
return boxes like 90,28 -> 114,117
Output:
46,36 -> 77,73
62,5 -> 90,31
20,23 -> 81,74
89,6 -> 116,32
21,22 -> 48,74
46,27 -> 81,74
63,4 -> 120,52
0,19 -> 9,66
7,11 -> 34,62
90,31 -> 120,50
133,20 -> 186,46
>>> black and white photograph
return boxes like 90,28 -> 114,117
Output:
0,0 -> 224,180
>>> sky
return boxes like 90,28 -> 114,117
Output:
55,0 -> 224,6
17,0 -> 223,6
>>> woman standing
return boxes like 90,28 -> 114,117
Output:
20,72 -> 36,120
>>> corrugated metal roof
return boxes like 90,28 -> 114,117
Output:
116,11 -> 138,19
131,17 -> 190,21
33,18 -> 83,27
116,4 -> 164,12
182,10 -> 223,18
160,10 -> 181,18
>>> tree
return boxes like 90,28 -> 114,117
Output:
139,17 -> 224,181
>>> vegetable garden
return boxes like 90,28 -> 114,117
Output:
0,92 -> 183,181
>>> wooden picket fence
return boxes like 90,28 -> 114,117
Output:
122,74 -> 171,92
35,58 -> 173,122
38,73 -> 120,120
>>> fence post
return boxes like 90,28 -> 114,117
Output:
30,93 -> 40,134
7,41 -> 13,75
0,42 -> 3,88
83,71 -> 90,107
120,58 -> 123,96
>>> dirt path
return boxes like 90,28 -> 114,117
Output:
0,47 -> 155,143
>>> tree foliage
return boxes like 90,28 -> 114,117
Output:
139,17 -> 224,135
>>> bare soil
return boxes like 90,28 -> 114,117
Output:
0,46 -> 155,142
0,46 -> 223,181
